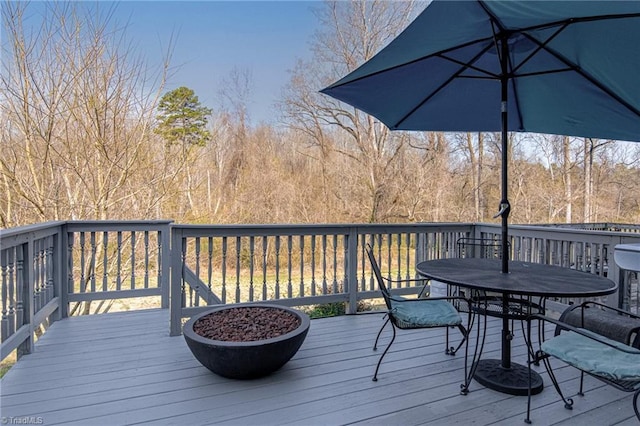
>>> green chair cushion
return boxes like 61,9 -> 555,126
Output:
389,298 -> 462,329
542,329 -> 640,383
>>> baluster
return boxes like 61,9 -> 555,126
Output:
386,235 -> 392,284
102,232 -> 109,292
185,239 -> 193,307
530,237 -> 535,262
180,238 -> 187,308
131,231 -> 136,290
299,235 -> 305,298
405,233 -> 411,280
262,236 -> 268,300
156,230 -> 162,292
67,232 -> 75,296
89,233 -> 96,293
46,236 -> 54,303
1,250 -> 9,340
321,235 -> 327,295
207,237 -> 214,298
249,236 -> 255,302
7,249 -> 15,334
79,232 -> 86,293
593,243 -> 600,275
194,237 -> 201,306
368,234 -> 376,291
332,235 -> 338,294
116,232 -> 123,291
359,234 -> 366,292
430,232 -> 437,259
275,236 -> 281,299
221,237 -> 227,304
38,238 -> 46,309
396,234 -> 402,281
343,235 -> 349,295
548,240 -> 556,265
235,237 -> 241,303
287,235 -> 293,298
144,231 -> 150,289
311,235 -> 317,297
15,247 -> 22,331
33,239 -> 42,311
576,242 -> 584,271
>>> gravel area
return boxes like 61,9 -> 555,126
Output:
192,307 -> 301,342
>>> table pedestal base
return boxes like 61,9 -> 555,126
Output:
473,359 -> 543,396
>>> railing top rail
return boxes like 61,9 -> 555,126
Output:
170,222 -> 475,236
475,223 -> 640,241
0,221 -> 66,238
64,220 -> 173,230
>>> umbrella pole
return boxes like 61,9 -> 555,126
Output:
499,37 -> 510,275
499,37 -> 512,372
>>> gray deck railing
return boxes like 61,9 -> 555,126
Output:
1,221 -> 639,358
169,223 -> 475,335
1,220 -> 172,361
1,222 -> 65,360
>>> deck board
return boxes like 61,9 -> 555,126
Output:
1,309 -> 636,425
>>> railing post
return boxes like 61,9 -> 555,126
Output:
160,223 -> 171,309
58,225 -> 69,319
346,227 -> 358,314
18,237 -> 35,358
170,228 -> 184,336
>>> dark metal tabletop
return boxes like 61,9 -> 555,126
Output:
416,258 -> 617,298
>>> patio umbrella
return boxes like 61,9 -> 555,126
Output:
321,0 -> 640,273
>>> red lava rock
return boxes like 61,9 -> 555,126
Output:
192,307 -> 301,342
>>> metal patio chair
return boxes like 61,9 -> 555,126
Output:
526,302 -> 640,423
366,245 -> 471,382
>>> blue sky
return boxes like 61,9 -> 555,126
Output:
112,1 -> 321,125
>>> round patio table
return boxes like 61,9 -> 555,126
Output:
416,258 -> 617,396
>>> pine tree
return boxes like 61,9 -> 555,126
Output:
155,87 -> 212,147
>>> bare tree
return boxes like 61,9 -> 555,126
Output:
583,138 -> 614,222
1,2 -> 172,224
280,0 -> 421,222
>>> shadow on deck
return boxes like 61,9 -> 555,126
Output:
0,309 -> 636,425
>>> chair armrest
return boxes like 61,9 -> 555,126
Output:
390,295 -> 467,302
381,276 -> 428,285
390,295 -> 472,314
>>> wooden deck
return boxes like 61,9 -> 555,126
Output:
1,309 -> 637,425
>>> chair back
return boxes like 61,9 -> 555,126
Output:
365,244 -> 393,310
456,237 -> 507,259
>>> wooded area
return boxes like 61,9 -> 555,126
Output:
2,1 -> 639,229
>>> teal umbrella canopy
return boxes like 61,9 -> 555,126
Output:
321,0 -> 640,272
322,0 -> 640,141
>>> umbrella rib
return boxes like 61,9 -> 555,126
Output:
516,13 -> 640,35
480,2 -> 640,123
511,23 -> 569,76
321,35 -> 498,92
392,44 -> 496,129
437,53 -> 500,80
531,41 -> 640,120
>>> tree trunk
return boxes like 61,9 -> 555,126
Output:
563,136 -> 572,223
